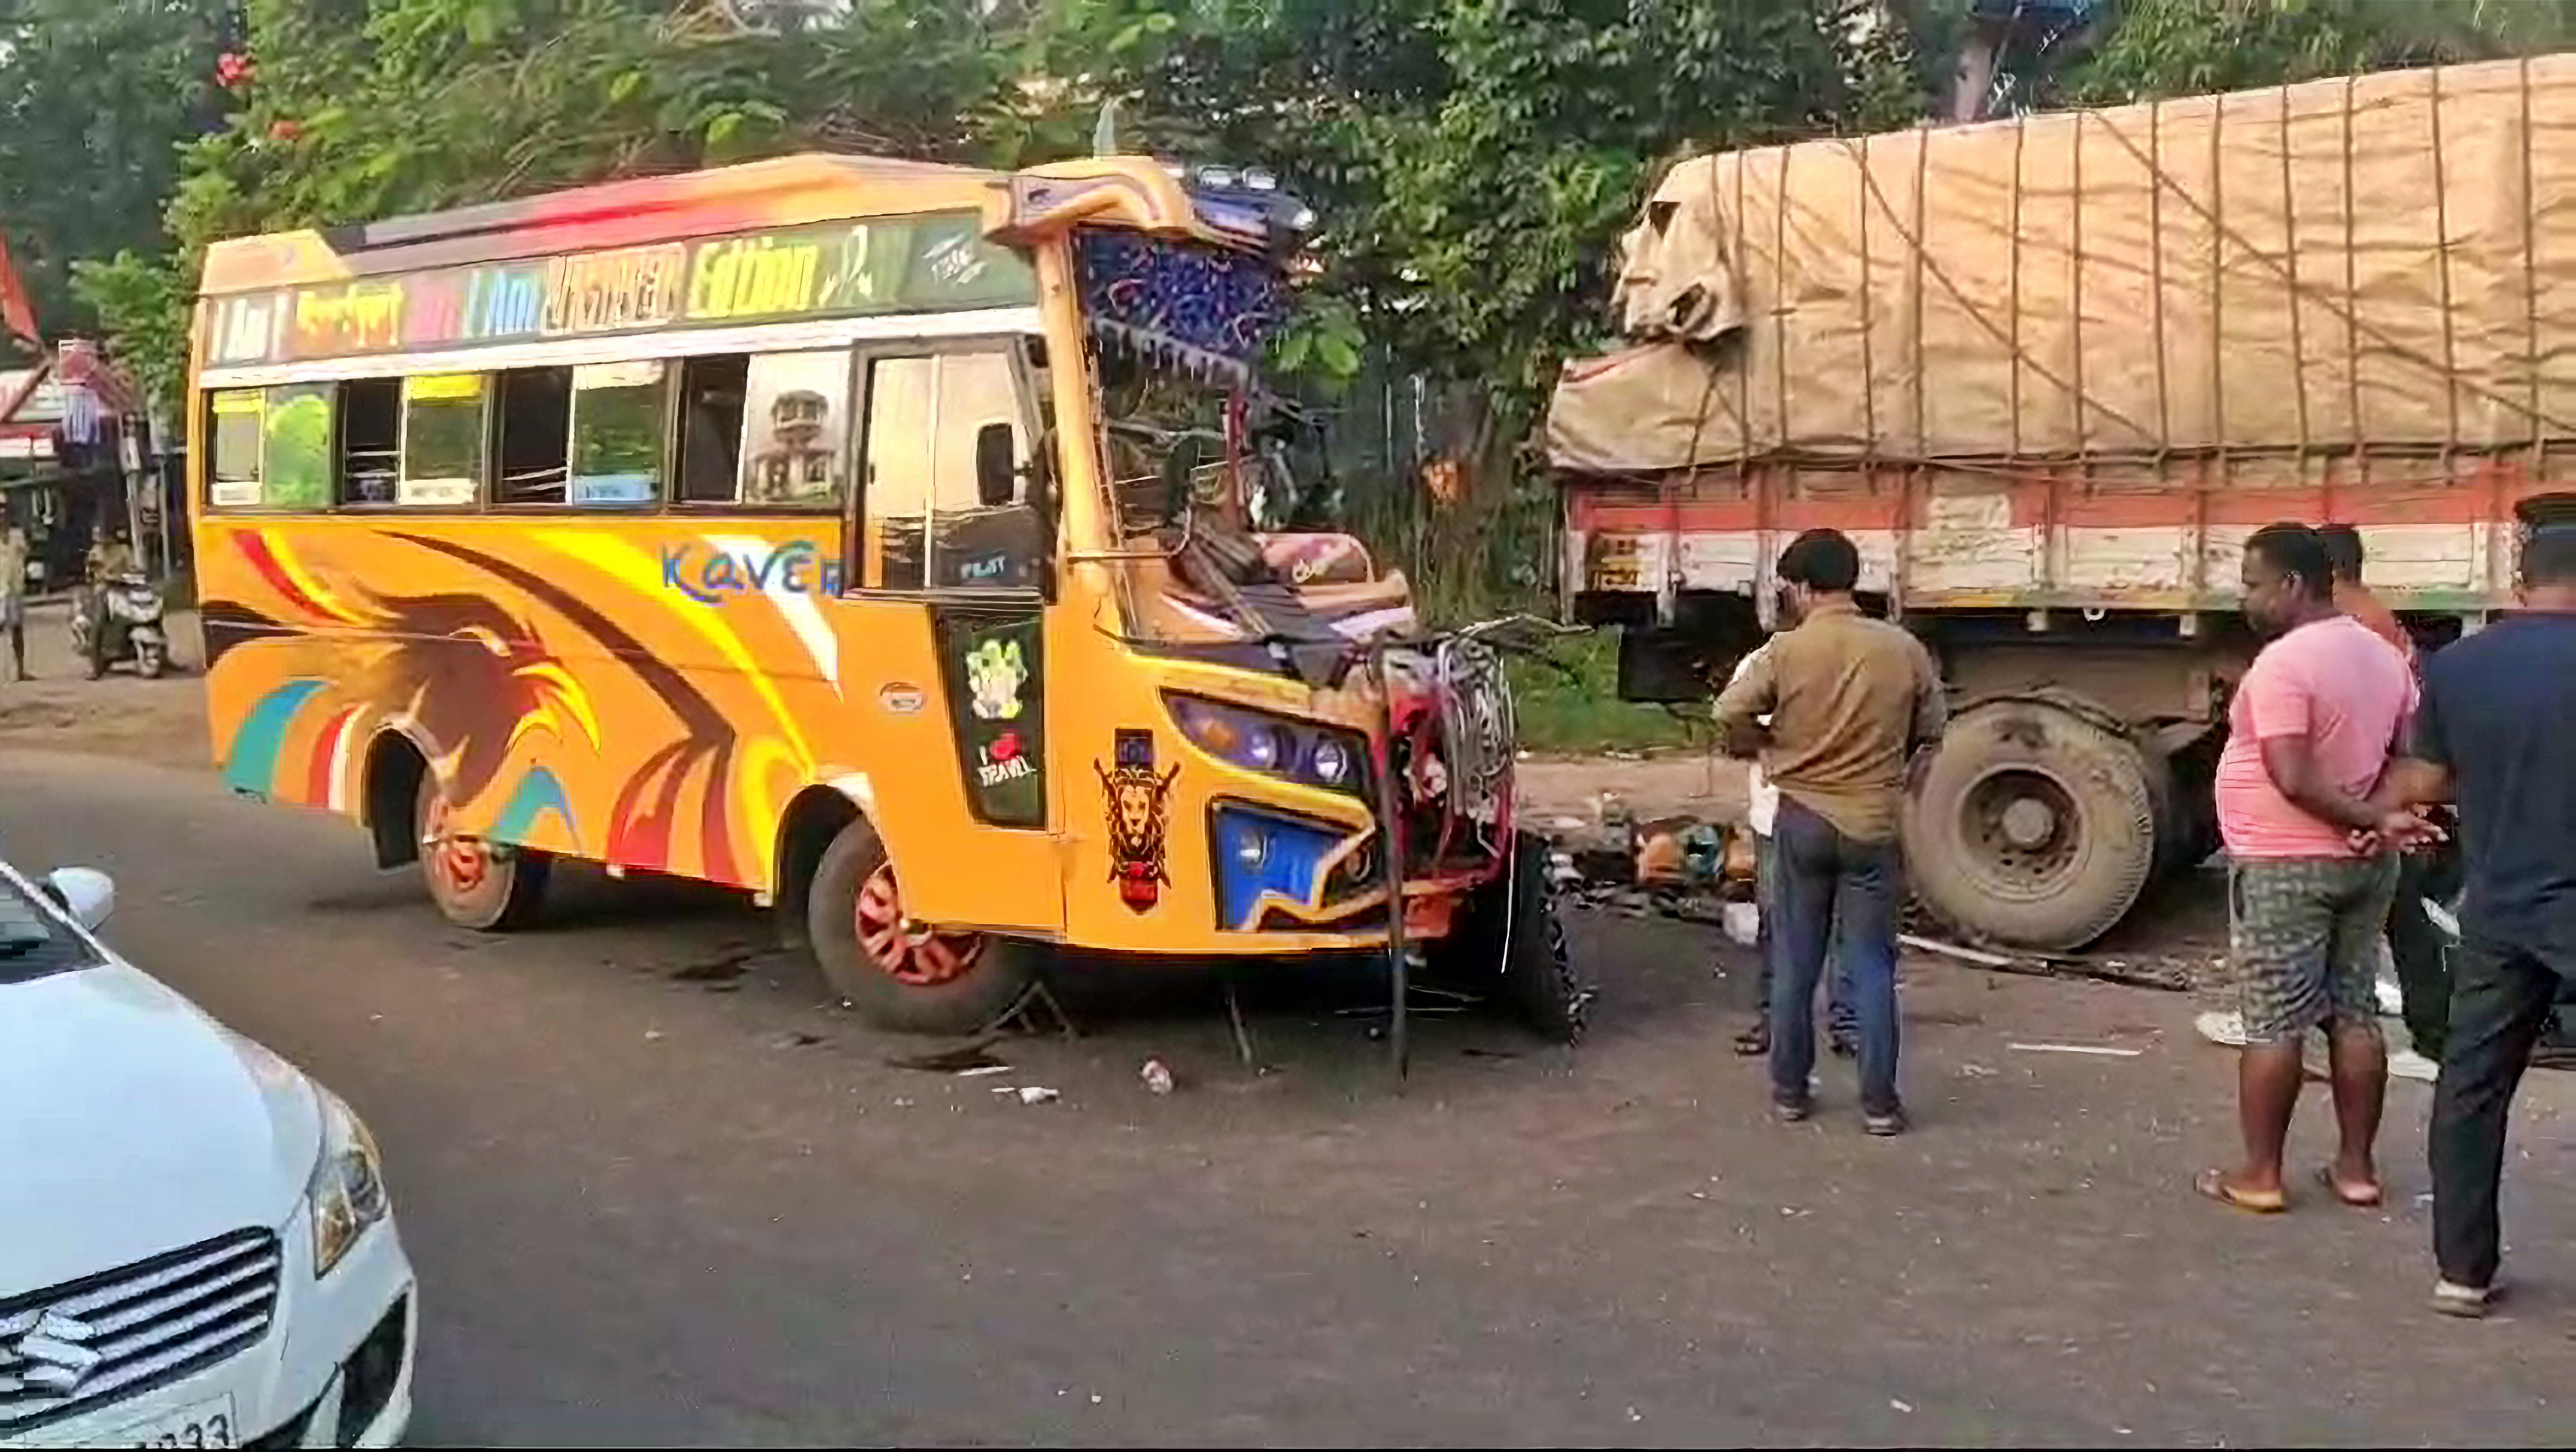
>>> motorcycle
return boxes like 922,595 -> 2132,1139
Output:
70,572 -> 170,680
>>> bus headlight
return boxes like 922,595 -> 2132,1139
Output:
1310,738 -> 1353,788
1166,694 -> 1367,799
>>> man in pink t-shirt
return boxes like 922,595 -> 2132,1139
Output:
2199,524 -> 2416,1216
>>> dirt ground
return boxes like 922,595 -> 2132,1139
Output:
0,601 -> 213,769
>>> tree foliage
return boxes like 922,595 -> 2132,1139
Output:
2060,0 -> 2576,104
0,0 -> 228,356
77,0 -> 1040,403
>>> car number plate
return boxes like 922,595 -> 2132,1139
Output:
114,1397 -> 238,1449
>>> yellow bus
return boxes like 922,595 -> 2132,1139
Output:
188,153 -> 1583,1040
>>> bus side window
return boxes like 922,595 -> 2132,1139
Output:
494,367 -> 573,506
858,349 -> 1036,593
737,352 -> 851,507
338,378 -> 402,505
675,355 -> 749,503
567,361 -> 670,509
259,384 -> 335,512
861,355 -> 933,590
207,390 -> 266,508
400,374 -> 488,507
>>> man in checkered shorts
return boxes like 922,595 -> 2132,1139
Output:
2197,524 -> 2415,1215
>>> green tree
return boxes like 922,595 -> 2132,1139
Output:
79,0 -> 1030,404
0,0 -> 229,355
2063,0 -> 2576,104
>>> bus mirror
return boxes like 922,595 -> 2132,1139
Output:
974,422 -> 1018,508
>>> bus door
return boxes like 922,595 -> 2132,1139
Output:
841,337 -> 1064,934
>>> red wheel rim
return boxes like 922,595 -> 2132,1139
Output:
425,793 -> 490,895
855,863 -> 983,986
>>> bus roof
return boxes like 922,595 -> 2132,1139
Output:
201,154 -> 998,296
197,152 -> 1258,297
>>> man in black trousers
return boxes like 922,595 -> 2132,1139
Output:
2370,523 -> 2576,1318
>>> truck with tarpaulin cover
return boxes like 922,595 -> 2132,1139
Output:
1548,55 -> 2576,951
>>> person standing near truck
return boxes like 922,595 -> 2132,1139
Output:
1713,529 -> 1946,1135
2366,523 -> 2576,1317
1725,637 -> 1858,1062
2196,524 -> 2413,1215
2319,523 -> 2445,1080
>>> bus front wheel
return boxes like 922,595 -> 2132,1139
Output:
1431,832 -> 1589,1044
805,816 -> 1040,1034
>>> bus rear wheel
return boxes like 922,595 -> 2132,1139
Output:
417,773 -> 550,931
805,816 -> 1039,1034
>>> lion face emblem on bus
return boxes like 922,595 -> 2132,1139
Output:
1097,729 -> 1177,912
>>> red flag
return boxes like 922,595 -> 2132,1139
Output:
0,237 -> 39,353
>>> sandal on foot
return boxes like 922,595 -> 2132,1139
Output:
2193,1169 -> 2286,1214
1734,1024 -> 1769,1057
2315,1165 -> 2384,1208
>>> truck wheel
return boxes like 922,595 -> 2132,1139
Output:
417,772 -> 549,930
805,816 -> 1040,1034
1432,832 -> 1589,1044
1903,699 -> 2156,952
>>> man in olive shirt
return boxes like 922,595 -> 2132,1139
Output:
1713,529 -> 1947,1134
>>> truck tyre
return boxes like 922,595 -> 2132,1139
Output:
805,816 -> 1040,1035
1432,832 -> 1589,1044
417,772 -> 550,931
1903,699 -> 2157,952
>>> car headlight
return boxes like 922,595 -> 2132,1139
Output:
1165,693 -> 1368,797
308,1089 -> 390,1278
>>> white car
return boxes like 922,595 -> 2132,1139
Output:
0,860 -> 415,1449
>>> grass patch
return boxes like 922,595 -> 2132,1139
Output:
1507,628 -> 1709,756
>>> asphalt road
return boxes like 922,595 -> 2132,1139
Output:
10,749 -> 2576,1447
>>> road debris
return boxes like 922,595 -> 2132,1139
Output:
2008,1042 -> 2145,1058
1722,901 -> 1760,946
887,1039 -> 1008,1073
1000,1085 -> 1060,1105
1141,1059 -> 1176,1095
1899,934 -> 2017,968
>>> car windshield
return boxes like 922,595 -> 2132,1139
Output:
0,869 -> 99,983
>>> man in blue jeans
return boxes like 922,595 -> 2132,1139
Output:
1728,639 -> 1859,1060
1713,529 -> 1946,1134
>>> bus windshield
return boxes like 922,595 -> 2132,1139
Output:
1075,228 -> 1291,535
1073,229 -> 1397,655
